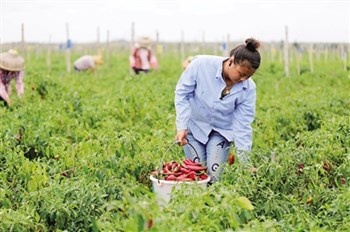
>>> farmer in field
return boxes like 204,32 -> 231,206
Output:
0,49 -> 25,107
130,36 -> 158,75
73,55 -> 103,73
174,38 -> 261,182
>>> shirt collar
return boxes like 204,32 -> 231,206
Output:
215,58 -> 249,90
215,57 -> 228,80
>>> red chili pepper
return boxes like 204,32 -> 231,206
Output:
172,171 -> 183,177
184,159 -> 201,166
172,162 -> 179,167
61,172 -> 68,177
163,168 -> 172,174
188,172 -> 197,180
186,164 -> 207,172
176,174 -> 188,180
165,175 -> 176,181
228,153 -> 235,165
172,166 -> 180,173
181,163 -> 188,169
298,163 -> 304,175
163,163 -> 170,170
199,173 -> 208,180
183,159 -> 194,165
147,219 -> 154,229
179,167 -> 191,174
341,177 -> 346,185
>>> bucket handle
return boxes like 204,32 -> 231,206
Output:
156,140 -> 199,184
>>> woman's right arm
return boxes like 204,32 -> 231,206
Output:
15,71 -> 24,97
174,57 -> 198,142
0,72 -> 10,104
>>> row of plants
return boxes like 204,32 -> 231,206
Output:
0,50 -> 349,231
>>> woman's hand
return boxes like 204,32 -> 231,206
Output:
175,130 -> 188,146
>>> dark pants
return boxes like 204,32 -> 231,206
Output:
133,68 -> 149,75
0,97 -> 9,107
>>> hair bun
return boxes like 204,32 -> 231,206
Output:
245,38 -> 260,52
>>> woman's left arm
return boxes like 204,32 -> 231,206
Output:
15,71 -> 24,97
232,87 -> 256,156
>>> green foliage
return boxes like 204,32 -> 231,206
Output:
0,50 -> 349,231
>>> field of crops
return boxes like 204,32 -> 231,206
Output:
1,48 -> 349,231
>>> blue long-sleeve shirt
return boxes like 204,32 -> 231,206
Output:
174,55 -> 256,152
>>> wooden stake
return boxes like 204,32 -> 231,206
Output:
155,30 -> 161,57
341,44 -> 347,71
308,43 -> 314,73
21,23 -> 25,57
47,35 -> 52,72
106,30 -> 110,69
65,23 -> 71,73
284,26 -> 290,77
181,30 -> 185,63
130,21 -> 135,75
96,26 -> 100,54
295,47 -> 301,76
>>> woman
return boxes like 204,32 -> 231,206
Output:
174,38 -> 261,182
73,55 -> 103,73
130,36 -> 157,75
0,49 -> 25,107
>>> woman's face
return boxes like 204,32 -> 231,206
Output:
227,58 -> 256,84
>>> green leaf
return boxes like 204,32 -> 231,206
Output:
237,196 -> 254,210
137,214 -> 145,232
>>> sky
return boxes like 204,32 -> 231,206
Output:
1,0 -> 349,44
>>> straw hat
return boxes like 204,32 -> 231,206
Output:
182,56 -> 194,70
93,55 -> 103,65
136,36 -> 152,48
0,49 -> 25,71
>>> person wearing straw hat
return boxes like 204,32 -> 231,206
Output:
73,55 -> 103,73
0,49 -> 25,107
130,36 -> 157,75
175,38 -> 261,182
182,56 -> 194,70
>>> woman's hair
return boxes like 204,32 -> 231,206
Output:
229,38 -> 261,69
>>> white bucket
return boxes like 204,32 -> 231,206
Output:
150,175 -> 211,206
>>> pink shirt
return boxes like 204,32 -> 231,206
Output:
131,47 -> 152,70
74,55 -> 95,71
0,69 -> 24,102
